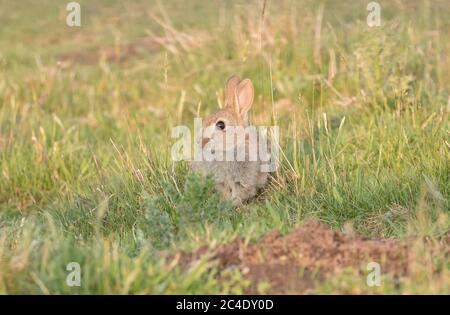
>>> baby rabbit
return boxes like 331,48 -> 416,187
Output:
190,75 -> 271,206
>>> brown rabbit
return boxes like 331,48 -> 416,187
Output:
190,75 -> 271,206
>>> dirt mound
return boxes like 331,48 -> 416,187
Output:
178,220 -> 449,293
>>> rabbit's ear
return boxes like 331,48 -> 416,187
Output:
225,75 -> 241,107
234,79 -> 254,117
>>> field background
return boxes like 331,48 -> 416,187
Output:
0,0 -> 449,293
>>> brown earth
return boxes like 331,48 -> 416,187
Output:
59,30 -> 209,66
177,220 -> 449,293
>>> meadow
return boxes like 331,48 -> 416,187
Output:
0,0 -> 449,293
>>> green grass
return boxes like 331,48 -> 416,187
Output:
0,0 -> 449,293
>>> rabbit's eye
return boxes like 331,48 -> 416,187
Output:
216,120 -> 226,130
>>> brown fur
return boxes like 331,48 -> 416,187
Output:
189,75 -> 270,206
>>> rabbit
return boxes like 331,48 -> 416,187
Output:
189,75 -> 271,206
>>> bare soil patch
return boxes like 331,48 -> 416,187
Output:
59,31 -> 209,66
178,220 -> 449,293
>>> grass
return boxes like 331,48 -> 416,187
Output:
0,0 -> 449,293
